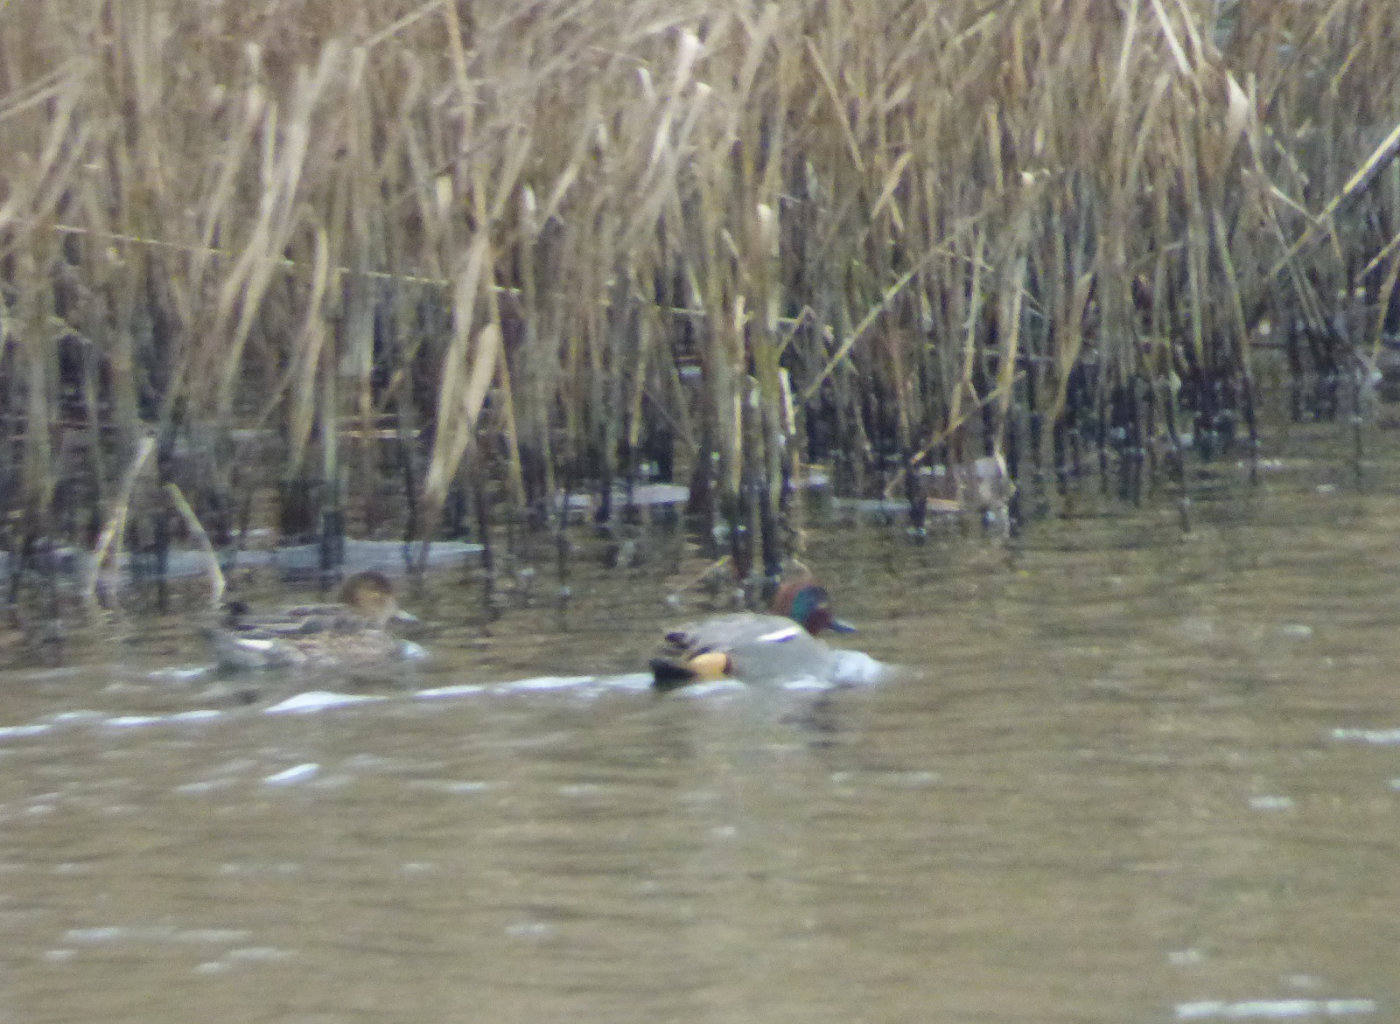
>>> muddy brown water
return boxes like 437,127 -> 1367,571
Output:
3,427 -> 1399,1023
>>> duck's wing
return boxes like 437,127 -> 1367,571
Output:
224,608 -> 371,637
208,627 -> 305,670
281,602 -> 346,617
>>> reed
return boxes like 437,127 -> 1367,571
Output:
1,0 -> 1397,583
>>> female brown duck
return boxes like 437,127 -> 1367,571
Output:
211,571 -> 424,671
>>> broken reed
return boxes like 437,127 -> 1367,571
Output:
2,0 -> 1398,585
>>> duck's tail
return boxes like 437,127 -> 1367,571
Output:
650,657 -> 697,689
649,650 -> 732,690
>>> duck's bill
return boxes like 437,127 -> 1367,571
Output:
827,617 -> 857,633
392,608 -> 420,623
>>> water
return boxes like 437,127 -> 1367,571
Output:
3,426 -> 1399,1022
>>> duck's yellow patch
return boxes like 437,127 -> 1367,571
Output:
686,651 -> 732,680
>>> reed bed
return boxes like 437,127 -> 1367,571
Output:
1,0 -> 1398,600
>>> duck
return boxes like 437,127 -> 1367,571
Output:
210,571 -> 425,671
650,579 -> 879,689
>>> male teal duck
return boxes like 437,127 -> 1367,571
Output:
650,580 -> 876,689
211,571 -> 425,671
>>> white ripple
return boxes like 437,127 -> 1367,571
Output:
104,716 -> 161,729
1331,727 -> 1400,745
605,672 -> 656,691
496,675 -> 597,693
65,925 -> 251,945
672,679 -> 745,697
103,710 -> 222,729
262,763 -> 319,786
0,724 -> 53,741
148,666 -> 214,683
224,945 -> 292,962
50,711 -> 106,724
830,650 -> 889,686
264,691 -> 383,715
1176,999 -> 1377,1020
413,683 -> 487,700
172,709 -> 224,723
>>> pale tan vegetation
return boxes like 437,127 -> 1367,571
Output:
1,0 -> 1397,582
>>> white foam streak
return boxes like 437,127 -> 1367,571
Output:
262,763 -> 319,786
1176,999 -> 1377,1020
263,691 -> 383,715
1331,727 -> 1400,745
0,723 -> 53,740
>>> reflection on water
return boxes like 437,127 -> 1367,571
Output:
3,426 -> 1400,1023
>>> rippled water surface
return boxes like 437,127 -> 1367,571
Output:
4,427 -> 1400,1023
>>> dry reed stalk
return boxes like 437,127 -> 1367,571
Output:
82,434 -> 155,612
1270,120 -> 1400,281
282,225 -> 334,474
1211,209 -> 1259,475
2,0 -> 1397,562
750,201 -> 785,580
420,273 -> 500,530
11,248 -> 57,531
339,277 -> 377,536
208,41 -> 348,420
492,338 -> 528,513
317,309 -> 342,574
164,483 -> 225,609
512,188 -> 558,515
